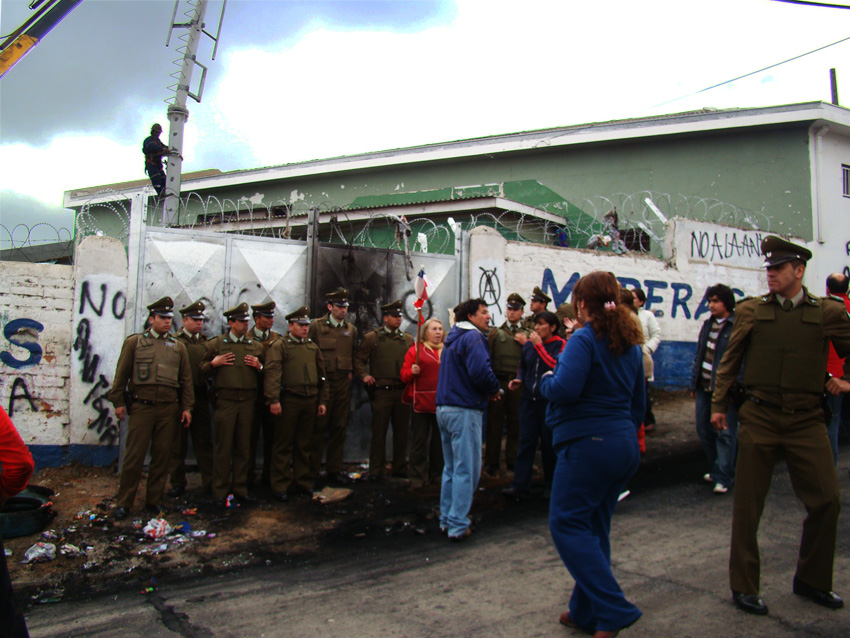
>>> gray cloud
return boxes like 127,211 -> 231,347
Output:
0,190 -> 75,248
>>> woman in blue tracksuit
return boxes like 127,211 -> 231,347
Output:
540,271 -> 645,638
506,311 -> 565,498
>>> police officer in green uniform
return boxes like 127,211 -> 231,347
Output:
108,297 -> 194,520
248,301 -> 281,488
308,289 -> 358,486
354,300 -> 415,479
711,236 -> 850,615
200,303 -> 264,506
168,300 -> 214,496
522,286 -> 551,331
265,306 -> 329,502
484,293 -> 529,475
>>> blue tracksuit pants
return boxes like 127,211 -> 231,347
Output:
549,431 -> 642,633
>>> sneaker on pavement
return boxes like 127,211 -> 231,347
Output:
713,483 -> 729,494
703,473 -> 713,483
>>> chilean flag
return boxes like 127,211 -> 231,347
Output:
414,267 -> 430,312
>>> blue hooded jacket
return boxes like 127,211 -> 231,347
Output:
540,322 -> 645,450
436,322 -> 501,410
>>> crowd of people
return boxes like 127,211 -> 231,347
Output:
90,234 -> 849,636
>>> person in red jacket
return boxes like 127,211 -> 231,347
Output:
400,318 -> 445,487
1,405 -> 35,638
825,273 -> 850,466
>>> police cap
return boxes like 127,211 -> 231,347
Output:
224,302 -> 250,322
761,235 -> 812,267
147,296 -> 174,318
531,286 -> 552,304
326,288 -> 350,307
556,302 -> 576,322
381,300 -> 403,317
506,293 -> 526,310
251,301 -> 276,317
286,305 -> 311,324
179,300 -> 206,319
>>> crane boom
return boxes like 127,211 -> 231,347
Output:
0,0 -> 83,79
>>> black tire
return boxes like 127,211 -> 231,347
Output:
0,485 -> 55,539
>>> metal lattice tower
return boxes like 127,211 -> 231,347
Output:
161,0 -> 225,225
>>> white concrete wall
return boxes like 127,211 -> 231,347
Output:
806,128 -> 850,292
0,236 -> 128,466
69,236 -> 128,451
468,220 -> 768,388
0,261 -> 74,448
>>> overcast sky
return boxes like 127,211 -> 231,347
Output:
2,0 -> 850,246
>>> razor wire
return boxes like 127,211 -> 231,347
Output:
3,188 -> 777,261
0,222 -> 74,253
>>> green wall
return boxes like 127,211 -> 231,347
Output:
87,123 -> 816,243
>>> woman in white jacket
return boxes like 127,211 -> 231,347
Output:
634,289 -> 661,431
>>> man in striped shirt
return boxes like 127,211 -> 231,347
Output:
690,284 -> 739,494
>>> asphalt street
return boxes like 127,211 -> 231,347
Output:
24,454 -> 850,638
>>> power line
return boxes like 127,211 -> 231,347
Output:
772,1 -> 850,9
650,33 -> 850,110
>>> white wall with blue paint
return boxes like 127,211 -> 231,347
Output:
0,237 -> 127,469
469,220 -> 770,389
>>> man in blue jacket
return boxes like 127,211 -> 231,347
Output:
436,298 -> 501,540
690,284 -> 739,494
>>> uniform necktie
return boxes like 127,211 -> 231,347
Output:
783,299 -> 793,311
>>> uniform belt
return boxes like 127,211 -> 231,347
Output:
283,393 -> 318,401
746,394 -> 818,415
132,396 -> 176,406
375,383 -> 405,391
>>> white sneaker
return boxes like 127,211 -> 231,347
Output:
618,490 -> 630,502
703,473 -> 713,483
713,483 -> 729,494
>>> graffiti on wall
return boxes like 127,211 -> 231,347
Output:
478,266 -> 502,309
1,310 -> 45,416
72,278 -> 125,446
689,229 -> 765,265
541,269 -> 744,322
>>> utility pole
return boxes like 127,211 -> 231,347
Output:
830,68 -> 839,106
161,0 -> 225,225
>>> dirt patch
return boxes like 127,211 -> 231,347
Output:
3,464 -> 459,606
4,392 -> 698,608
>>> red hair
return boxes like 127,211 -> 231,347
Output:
573,271 -> 643,355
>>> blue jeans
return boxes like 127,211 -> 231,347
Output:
549,432 -> 642,633
695,387 -> 738,488
513,398 -> 555,492
437,405 -> 483,538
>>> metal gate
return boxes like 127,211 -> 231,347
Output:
132,227 -> 308,335
128,219 -> 460,463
